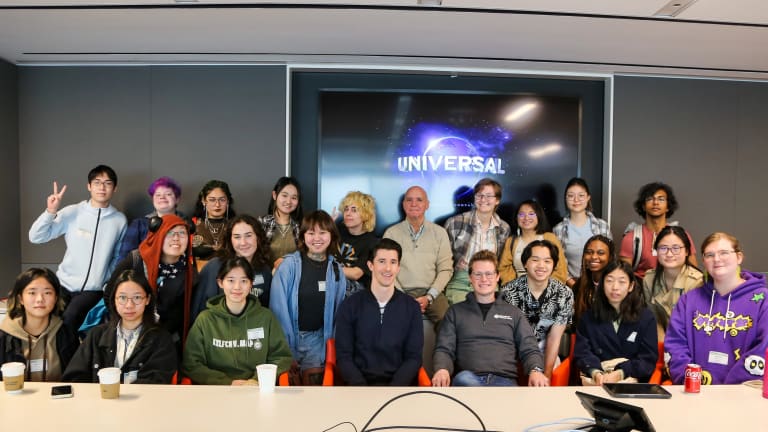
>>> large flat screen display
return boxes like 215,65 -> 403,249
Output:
292,72 -> 605,235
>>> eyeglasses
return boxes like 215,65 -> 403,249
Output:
657,245 -> 684,255
166,230 -> 187,239
474,193 -> 497,201
116,295 -> 147,305
566,193 -> 587,201
470,271 -> 497,279
644,196 -> 667,203
206,197 -> 228,205
703,250 -> 737,261
518,212 -> 537,219
90,179 -> 114,188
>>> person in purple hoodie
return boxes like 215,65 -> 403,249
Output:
665,232 -> 768,385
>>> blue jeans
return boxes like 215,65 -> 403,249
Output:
296,329 -> 325,370
452,371 -> 516,387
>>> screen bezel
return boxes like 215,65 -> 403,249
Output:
602,383 -> 672,399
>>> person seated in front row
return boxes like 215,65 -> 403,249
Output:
0,268 -> 79,382
270,210 -> 347,385
574,260 -> 657,385
432,250 -> 548,387
183,257 -> 292,385
501,240 -> 573,379
334,238 -> 423,385
665,232 -> 768,385
191,214 -> 273,324
63,270 -> 177,384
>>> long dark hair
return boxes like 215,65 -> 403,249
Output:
107,270 -> 158,328
217,214 -> 272,269
513,199 -> 550,235
563,177 -> 592,213
267,176 -> 303,223
573,234 -> 615,323
193,179 -> 236,219
7,268 -> 64,324
592,260 -> 644,323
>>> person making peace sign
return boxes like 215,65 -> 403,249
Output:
29,165 -> 127,331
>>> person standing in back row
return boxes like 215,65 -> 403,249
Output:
29,164 -> 127,331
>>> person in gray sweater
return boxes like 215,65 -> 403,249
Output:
432,250 -> 548,387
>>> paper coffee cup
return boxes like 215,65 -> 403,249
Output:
256,364 -> 277,392
1,362 -> 26,394
97,367 -> 122,399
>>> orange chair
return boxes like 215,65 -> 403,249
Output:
649,341 -> 665,384
518,332 -> 574,386
323,338 -> 431,386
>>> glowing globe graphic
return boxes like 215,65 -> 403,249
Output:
422,136 -> 480,180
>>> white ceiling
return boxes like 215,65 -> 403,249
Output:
0,1 -> 766,79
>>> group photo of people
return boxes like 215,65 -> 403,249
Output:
2,164 -> 766,390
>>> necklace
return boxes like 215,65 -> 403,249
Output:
277,223 -> 291,236
205,218 -> 225,247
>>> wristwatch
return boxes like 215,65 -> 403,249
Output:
426,293 -> 435,305
529,366 -> 544,376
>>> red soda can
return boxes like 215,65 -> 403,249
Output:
684,364 -> 702,393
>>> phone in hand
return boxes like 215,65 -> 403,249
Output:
51,385 -> 74,399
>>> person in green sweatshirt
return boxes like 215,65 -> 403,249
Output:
182,257 -> 292,385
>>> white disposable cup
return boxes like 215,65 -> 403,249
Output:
1,362 -> 26,394
97,367 -> 122,399
256,364 -> 277,392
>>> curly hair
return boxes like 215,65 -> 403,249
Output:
217,214 -> 273,269
340,191 -> 376,233
632,182 -> 678,219
193,179 -> 236,219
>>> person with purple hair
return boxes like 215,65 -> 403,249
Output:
117,176 -> 186,263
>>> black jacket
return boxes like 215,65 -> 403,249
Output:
62,322 -> 177,384
0,323 -> 79,380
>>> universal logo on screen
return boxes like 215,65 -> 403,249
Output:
396,136 -> 505,174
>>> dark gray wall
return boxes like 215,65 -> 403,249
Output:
20,66 -> 287,267
0,60 -> 19,286
612,75 -> 768,270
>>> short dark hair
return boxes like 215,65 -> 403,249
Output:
7,268 -> 64,323
368,238 -> 402,263
633,182 -> 679,218
468,250 -> 499,274
268,176 -> 303,223
107,269 -> 158,328
592,260 -> 644,323
218,214 -> 272,269
564,177 -> 592,212
521,239 -> 559,269
217,256 -> 255,282
514,199 -> 550,234
298,210 -> 340,258
88,164 -> 118,186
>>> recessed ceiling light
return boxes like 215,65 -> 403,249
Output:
653,0 -> 698,18
417,0 -> 443,6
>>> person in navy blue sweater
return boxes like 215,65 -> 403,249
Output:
574,260 -> 657,385
334,238 -> 423,385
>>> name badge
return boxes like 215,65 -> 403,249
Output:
124,370 -> 138,384
253,274 -> 265,285
708,351 -> 729,365
626,331 -> 637,343
248,327 -> 265,340
29,359 -> 45,373
318,281 -> 326,292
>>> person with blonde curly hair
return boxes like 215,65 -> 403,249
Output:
336,191 -> 379,294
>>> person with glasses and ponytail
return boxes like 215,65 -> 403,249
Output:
642,225 -> 703,340
665,232 -> 768,385
0,268 -> 78,382
64,270 -> 177,384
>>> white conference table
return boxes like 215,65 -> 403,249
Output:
0,382 -> 764,431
